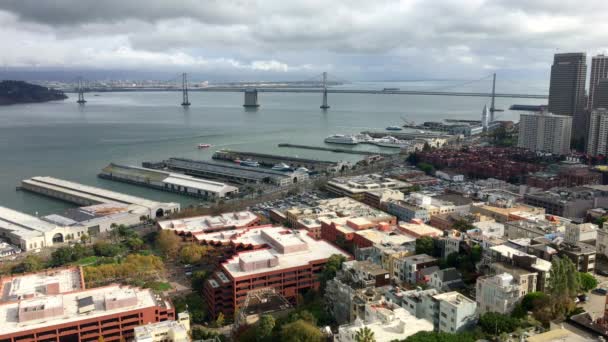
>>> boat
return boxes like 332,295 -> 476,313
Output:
197,143 -> 212,149
324,134 -> 358,144
373,136 -> 411,148
386,126 -> 403,131
295,167 -> 310,173
383,88 -> 400,91
271,163 -> 292,172
239,159 -> 260,167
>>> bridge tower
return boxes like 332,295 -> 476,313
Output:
489,73 -> 496,122
320,71 -> 330,109
181,73 -> 191,106
76,78 -> 86,104
243,88 -> 260,107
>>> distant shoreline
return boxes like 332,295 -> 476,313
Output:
0,80 -> 68,105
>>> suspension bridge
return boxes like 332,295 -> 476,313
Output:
73,72 -> 548,111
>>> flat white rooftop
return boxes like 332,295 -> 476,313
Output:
23,176 -> 178,211
221,227 -> 349,278
0,284 -> 162,337
490,244 -> 552,272
158,211 -> 258,234
0,267 -> 84,302
0,206 -> 61,239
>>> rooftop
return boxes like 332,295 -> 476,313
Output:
23,176 -> 178,211
158,211 -> 259,234
220,227 -> 349,278
0,284 -> 164,337
0,267 -> 84,303
398,222 -> 442,237
402,254 -> 437,265
102,163 -> 239,193
327,174 -> 410,193
433,291 -> 476,307
490,244 -> 552,272
0,206 -> 65,239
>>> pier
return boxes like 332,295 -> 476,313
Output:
277,143 -> 397,156
20,176 -> 180,217
144,158 -> 308,187
212,150 -> 349,172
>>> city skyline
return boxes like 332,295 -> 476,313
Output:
1,1 -> 608,81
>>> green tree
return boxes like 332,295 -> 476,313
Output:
15,255 -> 44,273
180,243 -> 210,264
452,219 -> 474,232
417,162 -> 435,175
80,233 -> 89,245
215,312 -> 225,327
280,319 -> 323,342
401,331 -> 477,342
156,230 -> 181,259
579,272 -> 598,292
355,327 -> 376,342
191,270 -> 209,292
93,241 -> 123,257
415,236 -> 435,255
548,257 -> 580,320
256,314 -> 276,341
478,312 -> 521,336
321,254 -> 346,285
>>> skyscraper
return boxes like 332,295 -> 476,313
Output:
589,54 -> 608,109
547,52 -> 587,147
593,79 -> 608,110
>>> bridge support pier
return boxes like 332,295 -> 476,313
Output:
243,89 -> 260,107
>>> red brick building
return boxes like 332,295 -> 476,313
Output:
202,226 -> 350,319
0,268 -> 174,342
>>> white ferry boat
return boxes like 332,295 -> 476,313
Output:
324,134 -> 358,144
239,159 -> 260,167
373,136 -> 411,148
271,163 -> 292,171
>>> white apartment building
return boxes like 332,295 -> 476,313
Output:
597,228 -> 608,258
587,108 -> 608,156
476,273 -> 521,315
423,292 -> 477,333
565,223 -> 598,244
517,111 -> 572,155
134,312 -> 190,342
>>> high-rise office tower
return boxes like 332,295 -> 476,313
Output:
548,52 -> 587,146
517,110 -> 572,155
589,54 -> 608,109
586,108 -> 608,156
593,79 -> 608,110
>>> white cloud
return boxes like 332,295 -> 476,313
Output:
1,1 -> 608,79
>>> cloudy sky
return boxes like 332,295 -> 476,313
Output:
0,0 -> 607,81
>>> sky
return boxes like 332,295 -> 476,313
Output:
0,0 -> 607,82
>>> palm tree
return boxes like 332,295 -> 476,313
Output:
355,327 -> 375,342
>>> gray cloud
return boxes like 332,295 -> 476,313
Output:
0,0 -> 607,80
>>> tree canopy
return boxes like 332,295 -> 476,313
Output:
415,236 -> 435,255
355,327 -> 376,342
280,319 -> 323,342
579,272 -> 598,292
156,230 -> 181,259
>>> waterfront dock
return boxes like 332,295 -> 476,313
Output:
277,143 -> 396,156
212,149 -> 349,172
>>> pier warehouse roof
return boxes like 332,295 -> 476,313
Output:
0,206 -> 88,251
161,158 -> 307,187
20,176 -> 180,218
100,163 -> 239,199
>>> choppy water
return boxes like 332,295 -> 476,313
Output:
0,81 -> 546,215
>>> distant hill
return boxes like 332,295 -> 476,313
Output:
0,80 -> 67,105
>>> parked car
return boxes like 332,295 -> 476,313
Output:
578,294 -> 589,302
597,269 -> 608,276
593,287 -> 608,295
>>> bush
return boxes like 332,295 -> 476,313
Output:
478,312 -> 522,335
